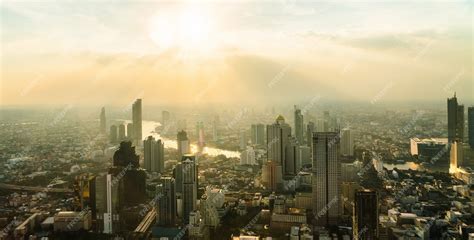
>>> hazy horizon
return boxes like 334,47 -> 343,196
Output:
1,0 -> 473,106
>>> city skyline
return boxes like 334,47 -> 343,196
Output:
1,1 -> 474,239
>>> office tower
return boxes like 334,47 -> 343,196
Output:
341,128 -> 354,156
312,132 -> 341,226
177,130 -> 191,159
240,146 -> 256,165
132,99 -> 142,145
127,123 -> 133,139
110,141 -> 146,207
469,107 -> 474,149
261,160 -> 283,191
196,122 -> 205,152
162,110 -> 170,128
95,174 -> 119,234
294,106 -> 304,145
448,93 -> 464,142
100,107 -> 106,133
306,121 -> 315,146
156,177 -> 176,226
298,145 -> 311,166
267,115 -> 291,172
251,124 -> 265,146
353,190 -> 379,240
284,137 -> 300,176
109,125 -> 118,143
118,124 -> 126,141
450,140 -> 464,170
113,141 -> 139,168
143,136 -> 165,173
181,154 -> 198,223
239,130 -> 247,150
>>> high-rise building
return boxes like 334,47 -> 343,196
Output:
341,128 -> 354,156
298,145 -> 311,166
448,93 -> 464,142
110,141 -> 146,207
181,154 -> 198,223
469,107 -> 474,149
143,136 -> 165,173
95,173 -> 119,234
306,121 -> 315,146
267,115 -> 291,167
284,137 -> 300,176
100,107 -> 106,133
196,122 -> 205,152
240,146 -> 256,165
261,160 -> 283,191
251,124 -> 265,146
127,123 -> 133,139
177,130 -> 191,159
353,190 -> 379,240
294,106 -> 304,145
156,177 -> 176,226
110,125 -> 118,143
132,99 -> 142,145
312,132 -> 341,226
239,130 -> 247,150
450,140 -> 464,170
118,124 -> 126,141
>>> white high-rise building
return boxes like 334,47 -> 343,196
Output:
312,132 -> 341,226
341,128 -> 354,156
240,146 -> 257,165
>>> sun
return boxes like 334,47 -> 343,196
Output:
148,5 -> 216,57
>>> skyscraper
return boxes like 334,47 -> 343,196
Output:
261,160 -> 283,191
251,124 -> 265,146
448,93 -> 464,142
239,130 -> 247,150
306,121 -> 315,147
469,107 -> 474,149
127,123 -> 133,139
109,125 -> 118,143
156,176 -> 176,226
284,137 -> 300,176
240,146 -> 256,165
294,106 -> 304,145
118,124 -> 126,141
353,189 -> 379,240
196,122 -> 205,152
110,141 -> 146,207
132,99 -> 142,145
181,154 -> 198,223
100,107 -> 106,133
267,115 -> 291,166
177,130 -> 191,159
341,128 -> 354,156
143,136 -> 165,173
312,132 -> 341,226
